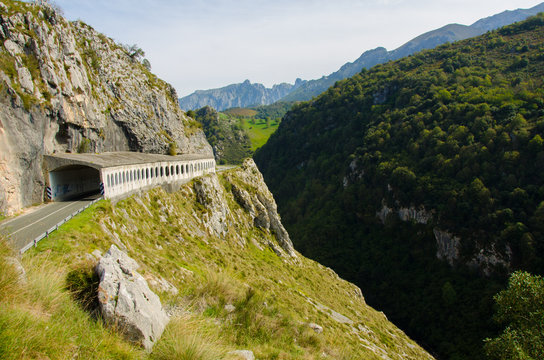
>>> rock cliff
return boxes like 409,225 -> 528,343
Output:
0,0 -> 212,215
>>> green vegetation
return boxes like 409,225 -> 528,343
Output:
194,106 -> 252,164
0,169 -> 432,359
0,236 -> 142,359
255,15 -> 544,360
220,102 -> 294,151
168,142 -> 178,156
239,116 -> 280,151
484,271 -> 544,360
77,138 -> 91,153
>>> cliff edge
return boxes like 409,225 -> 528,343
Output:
0,0 -> 212,215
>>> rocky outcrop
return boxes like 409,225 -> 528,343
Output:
194,175 -> 229,237
225,159 -> 296,257
433,229 -> 461,266
191,159 -> 295,256
468,244 -> 512,276
179,78 -> 306,111
0,1 -> 212,215
377,203 -> 432,225
95,245 -> 169,351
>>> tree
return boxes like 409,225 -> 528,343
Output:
484,271 -> 544,360
122,44 -> 145,62
142,58 -> 151,71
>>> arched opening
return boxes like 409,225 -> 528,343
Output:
48,165 -> 101,201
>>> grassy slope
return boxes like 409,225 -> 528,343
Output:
239,117 -> 281,151
222,103 -> 292,151
0,170 -> 432,360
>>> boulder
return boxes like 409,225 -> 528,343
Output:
227,350 -> 255,360
95,245 -> 169,351
307,322 -> 323,334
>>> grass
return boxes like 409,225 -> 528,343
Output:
1,169 -> 433,359
223,108 -> 258,117
239,117 -> 281,151
0,237 -> 143,359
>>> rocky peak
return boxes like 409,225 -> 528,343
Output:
224,159 -> 296,257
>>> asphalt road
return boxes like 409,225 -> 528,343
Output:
0,193 -> 101,253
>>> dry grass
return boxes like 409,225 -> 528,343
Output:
0,238 -> 143,359
5,172 -> 433,359
151,315 -> 225,360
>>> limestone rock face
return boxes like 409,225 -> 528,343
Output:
194,175 -> 229,237
95,245 -> 169,351
225,159 -> 296,257
0,1 -> 212,215
433,229 -> 461,266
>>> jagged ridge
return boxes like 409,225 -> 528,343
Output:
179,78 -> 306,111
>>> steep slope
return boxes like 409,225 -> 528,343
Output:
179,78 -> 306,111
1,160 -> 434,359
255,15 -> 544,359
0,0 -> 212,215
193,106 -> 252,164
281,2 -> 544,102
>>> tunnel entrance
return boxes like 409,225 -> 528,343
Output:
48,165 -> 101,201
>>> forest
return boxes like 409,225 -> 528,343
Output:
255,15 -> 544,360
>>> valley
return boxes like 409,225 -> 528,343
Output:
1,0 -> 543,359
255,14 -> 544,360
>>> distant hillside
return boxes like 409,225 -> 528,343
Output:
255,15 -> 544,360
179,79 -> 306,111
192,106 -> 252,164
280,2 -> 544,102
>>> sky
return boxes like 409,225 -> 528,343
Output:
51,0 -> 543,97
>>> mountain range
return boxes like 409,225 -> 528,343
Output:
179,78 -> 306,111
179,2 -> 544,108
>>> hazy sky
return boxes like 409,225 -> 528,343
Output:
52,0 -> 542,97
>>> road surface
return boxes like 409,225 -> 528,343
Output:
0,194 -> 101,253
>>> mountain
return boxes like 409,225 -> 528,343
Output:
0,1 -> 212,216
179,78 -> 306,111
254,15 -> 544,360
0,159 -> 434,359
193,106 -> 252,164
280,2 -> 544,102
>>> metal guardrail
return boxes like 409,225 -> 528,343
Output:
19,197 -> 103,254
